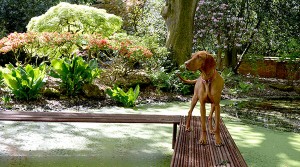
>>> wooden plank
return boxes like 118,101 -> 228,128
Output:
0,111 -> 181,124
171,116 -> 247,167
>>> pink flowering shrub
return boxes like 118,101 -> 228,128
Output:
0,32 -> 153,65
194,0 -> 255,51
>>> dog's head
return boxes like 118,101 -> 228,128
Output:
185,51 -> 216,73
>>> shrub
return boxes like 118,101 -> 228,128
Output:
2,64 -> 47,100
150,66 -> 200,95
0,32 -> 153,65
27,2 -> 122,37
50,56 -> 99,96
106,85 -> 140,107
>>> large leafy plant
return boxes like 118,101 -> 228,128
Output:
2,64 -> 47,100
106,85 -> 140,107
50,56 -> 99,96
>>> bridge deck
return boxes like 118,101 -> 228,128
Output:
171,116 -> 247,167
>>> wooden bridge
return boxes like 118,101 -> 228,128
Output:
171,116 -> 247,167
0,111 -> 247,166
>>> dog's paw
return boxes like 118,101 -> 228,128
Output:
185,127 -> 191,132
215,142 -> 223,147
198,138 -> 207,145
215,133 -> 223,146
198,132 -> 207,145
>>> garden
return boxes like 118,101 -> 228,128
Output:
0,0 -> 299,166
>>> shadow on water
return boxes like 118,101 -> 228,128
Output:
223,98 -> 300,133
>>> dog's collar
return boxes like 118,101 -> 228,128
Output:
201,70 -> 216,84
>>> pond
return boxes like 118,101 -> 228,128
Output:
0,101 -> 299,167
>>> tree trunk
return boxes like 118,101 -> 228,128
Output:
161,0 -> 198,66
216,35 -> 223,70
224,47 -> 238,73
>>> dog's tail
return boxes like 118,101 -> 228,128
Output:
176,73 -> 197,84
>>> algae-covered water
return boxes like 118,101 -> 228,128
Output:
0,102 -> 299,167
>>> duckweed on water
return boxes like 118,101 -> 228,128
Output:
223,99 -> 300,133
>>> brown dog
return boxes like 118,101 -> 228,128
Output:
178,51 -> 224,146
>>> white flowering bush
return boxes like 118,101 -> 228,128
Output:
27,2 -> 123,37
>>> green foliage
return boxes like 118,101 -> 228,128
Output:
2,64 -> 47,100
150,66 -> 200,95
2,95 -> 11,105
0,70 -> 3,87
175,68 -> 200,95
50,56 -> 99,96
135,0 -> 167,44
106,85 -> 140,107
27,2 -> 122,37
238,82 -> 252,93
221,68 -> 236,84
150,69 -> 172,91
0,32 -> 153,66
102,0 -> 167,44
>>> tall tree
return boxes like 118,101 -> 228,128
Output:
161,0 -> 199,66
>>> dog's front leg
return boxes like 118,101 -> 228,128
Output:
209,103 -> 215,134
185,95 -> 197,131
199,102 -> 207,145
214,104 -> 222,146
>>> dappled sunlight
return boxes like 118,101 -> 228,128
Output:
0,120 -> 175,159
223,116 -> 300,167
288,134 -> 300,152
277,153 -> 300,167
225,121 -> 265,148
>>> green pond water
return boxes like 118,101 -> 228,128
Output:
0,101 -> 299,167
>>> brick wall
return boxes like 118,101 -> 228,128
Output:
238,57 -> 300,80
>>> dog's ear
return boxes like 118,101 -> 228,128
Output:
204,53 -> 216,73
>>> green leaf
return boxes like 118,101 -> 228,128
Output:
2,64 -> 46,100
106,85 -> 140,108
